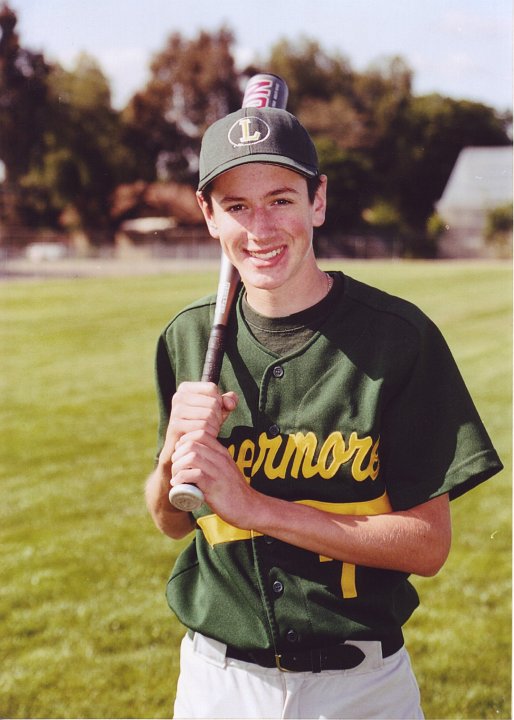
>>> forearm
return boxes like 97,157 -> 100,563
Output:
248,492 -> 451,577
145,464 -> 195,539
169,428 -> 452,576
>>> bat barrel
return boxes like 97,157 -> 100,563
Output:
242,73 -> 289,109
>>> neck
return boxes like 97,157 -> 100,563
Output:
244,268 -> 330,318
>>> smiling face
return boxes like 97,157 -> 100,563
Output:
197,163 -> 327,316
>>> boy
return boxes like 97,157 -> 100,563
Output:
145,107 -> 502,719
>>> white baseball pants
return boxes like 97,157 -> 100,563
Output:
173,631 -> 424,719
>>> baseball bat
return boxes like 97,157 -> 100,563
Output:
169,74 -> 289,512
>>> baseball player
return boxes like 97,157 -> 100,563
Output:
145,107 -> 503,719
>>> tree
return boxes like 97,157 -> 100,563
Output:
484,202 -> 513,258
0,2 -> 50,222
391,94 -> 511,230
122,28 -> 241,184
19,54 -> 130,241
315,137 -> 373,233
266,37 -> 354,116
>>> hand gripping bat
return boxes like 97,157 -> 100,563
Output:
168,74 -> 289,512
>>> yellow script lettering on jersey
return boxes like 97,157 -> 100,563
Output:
228,430 -> 380,484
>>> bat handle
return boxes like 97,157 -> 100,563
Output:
201,324 -> 227,384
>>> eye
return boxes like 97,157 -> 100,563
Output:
227,203 -> 246,213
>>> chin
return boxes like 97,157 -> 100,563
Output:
242,270 -> 285,291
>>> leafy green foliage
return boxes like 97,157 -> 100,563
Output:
0,3 -> 50,223
266,37 -> 354,114
122,28 -> 241,184
0,261 -> 510,719
315,138 -> 373,231
18,54 -> 133,237
484,202 -> 513,257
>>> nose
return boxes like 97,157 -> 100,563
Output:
247,207 -> 276,243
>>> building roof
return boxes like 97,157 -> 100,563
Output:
437,146 -> 512,213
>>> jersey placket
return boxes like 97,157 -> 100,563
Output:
251,359 -> 311,660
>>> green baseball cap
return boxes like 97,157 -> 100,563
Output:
198,107 -> 319,191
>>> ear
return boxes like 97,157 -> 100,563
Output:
196,191 -> 220,239
312,175 -> 327,228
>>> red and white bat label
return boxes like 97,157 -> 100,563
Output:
242,74 -> 288,109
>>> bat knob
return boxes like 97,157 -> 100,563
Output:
169,483 -> 205,512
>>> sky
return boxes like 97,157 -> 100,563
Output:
8,0 -> 514,112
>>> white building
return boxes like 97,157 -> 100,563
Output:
436,146 -> 512,258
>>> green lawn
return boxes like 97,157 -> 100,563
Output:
0,260 -> 511,719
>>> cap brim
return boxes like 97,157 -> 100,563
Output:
198,154 -> 319,191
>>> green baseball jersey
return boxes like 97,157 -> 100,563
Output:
154,272 -> 502,653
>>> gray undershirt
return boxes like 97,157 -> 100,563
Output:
241,272 -> 342,356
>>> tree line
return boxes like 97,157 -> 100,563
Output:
0,2 -> 511,256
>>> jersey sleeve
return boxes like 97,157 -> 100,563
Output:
154,332 -> 177,462
381,315 -> 503,510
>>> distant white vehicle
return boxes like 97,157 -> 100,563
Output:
25,242 -> 68,262
120,217 -> 177,233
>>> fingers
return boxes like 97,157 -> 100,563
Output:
173,381 -> 222,415
171,383 -> 238,438
221,391 -> 238,422
160,383 -> 238,476
170,431 -> 256,528
171,381 -> 224,436
170,431 -> 227,489
172,429 -> 222,469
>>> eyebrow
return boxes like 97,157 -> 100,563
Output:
219,186 -> 300,204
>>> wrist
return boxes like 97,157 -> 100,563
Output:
241,489 -> 277,533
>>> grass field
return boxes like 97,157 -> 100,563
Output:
0,260 -> 511,719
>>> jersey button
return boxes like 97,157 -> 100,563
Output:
286,629 -> 299,644
272,365 -> 284,378
272,580 -> 284,595
268,424 -> 280,437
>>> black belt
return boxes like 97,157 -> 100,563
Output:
224,630 -> 404,673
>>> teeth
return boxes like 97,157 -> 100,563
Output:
249,247 -> 283,260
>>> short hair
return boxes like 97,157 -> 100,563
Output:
200,171 -> 322,210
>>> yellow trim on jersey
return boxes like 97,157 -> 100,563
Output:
196,517 -> 263,546
318,553 -> 357,597
342,562 -> 357,599
196,492 -> 392,548
295,493 -> 392,516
